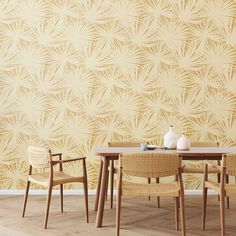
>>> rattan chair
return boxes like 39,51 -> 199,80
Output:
107,141 -> 161,209
202,153 -> 236,236
108,141 -> 141,209
183,142 -> 220,173
94,141 -> 143,211
22,146 -> 89,228
116,152 -> 185,236
183,142 -> 229,208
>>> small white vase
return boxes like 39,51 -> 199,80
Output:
177,134 -> 191,150
163,125 -> 178,150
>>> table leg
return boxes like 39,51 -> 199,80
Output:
96,157 -> 109,227
94,160 -> 103,211
110,160 -> 114,209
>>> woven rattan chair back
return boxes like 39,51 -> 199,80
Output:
120,152 -> 181,178
28,146 -> 50,169
191,142 -> 219,147
222,153 -> 236,176
108,141 -> 141,147
23,147 -> 89,229
202,152 -> 236,235
116,152 -> 185,236
102,141 -> 150,210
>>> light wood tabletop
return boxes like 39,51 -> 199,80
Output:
94,146 -> 236,160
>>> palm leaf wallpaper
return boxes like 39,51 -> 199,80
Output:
0,0 -> 236,190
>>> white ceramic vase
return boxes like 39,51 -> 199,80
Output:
163,125 -> 178,150
177,134 -> 191,150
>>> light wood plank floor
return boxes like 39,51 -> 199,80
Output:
0,195 -> 236,236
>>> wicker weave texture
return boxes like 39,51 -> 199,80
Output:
28,171 -> 84,187
28,146 -> 50,169
205,180 -> 236,197
205,153 -> 236,197
122,181 -> 180,197
226,185 -> 236,197
120,152 -> 181,178
108,141 -> 142,170
205,180 -> 220,193
183,142 -> 219,174
222,154 -> 236,176
191,142 -> 219,147
183,166 -> 219,173
108,141 -> 141,147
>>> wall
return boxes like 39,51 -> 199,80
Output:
0,0 -> 235,189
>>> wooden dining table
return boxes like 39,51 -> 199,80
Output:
93,146 -> 236,227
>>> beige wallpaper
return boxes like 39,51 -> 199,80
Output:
0,0 -> 236,189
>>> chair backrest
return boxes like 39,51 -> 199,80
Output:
119,152 -> 181,178
191,142 -> 219,147
28,146 -> 50,169
222,153 -> 236,176
108,141 -> 141,147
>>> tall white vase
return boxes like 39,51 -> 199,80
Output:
163,125 -> 178,150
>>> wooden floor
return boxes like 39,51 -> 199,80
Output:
0,194 -> 236,236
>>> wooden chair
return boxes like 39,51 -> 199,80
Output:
202,153 -> 236,236
183,142 -> 229,208
116,152 -> 185,236
22,146 -> 89,229
183,141 -> 220,173
108,141 -> 141,209
107,141 -> 161,209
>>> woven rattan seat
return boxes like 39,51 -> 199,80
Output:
183,142 -> 230,208
183,166 -> 220,173
203,153 -> 236,236
116,152 -> 186,236
22,146 -> 89,229
28,171 -> 84,187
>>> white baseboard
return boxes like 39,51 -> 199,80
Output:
0,190 -> 94,195
0,189 -> 217,195
185,190 -> 216,195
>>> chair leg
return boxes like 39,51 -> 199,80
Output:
220,193 -> 225,236
60,184 -> 63,213
110,160 -> 114,209
175,197 -> 179,230
83,179 -> 89,223
116,183 -> 121,236
44,186 -> 52,229
202,187 -> 208,230
148,178 -> 151,200
226,175 -> 229,209
22,181 -> 30,217
82,158 -> 89,223
156,178 -> 160,208
105,162 -> 109,201
217,161 -> 220,202
180,193 -> 186,236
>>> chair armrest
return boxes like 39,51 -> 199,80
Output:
204,160 -> 221,171
180,164 -> 185,173
51,153 -> 62,157
50,157 -> 86,166
51,153 -> 62,162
